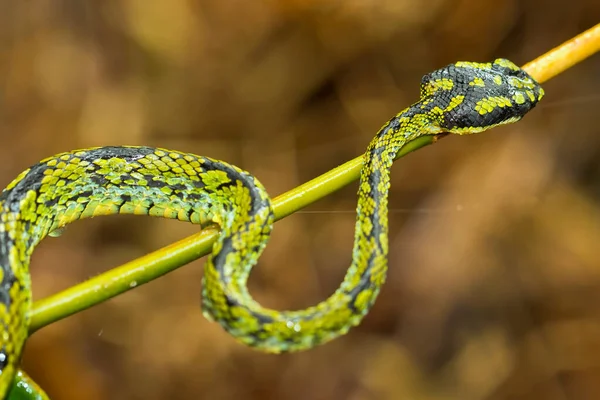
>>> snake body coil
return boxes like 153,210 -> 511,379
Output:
0,59 -> 543,398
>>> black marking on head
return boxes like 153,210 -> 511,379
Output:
419,60 -> 543,131
443,100 -> 523,130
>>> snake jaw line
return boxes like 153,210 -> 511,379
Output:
0,59 -> 543,399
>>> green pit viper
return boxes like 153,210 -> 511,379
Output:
0,59 -> 543,399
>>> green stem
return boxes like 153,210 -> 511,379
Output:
29,135 -> 437,334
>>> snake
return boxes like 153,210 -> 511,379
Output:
0,58 -> 543,399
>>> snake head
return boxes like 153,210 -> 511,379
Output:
419,58 -> 544,134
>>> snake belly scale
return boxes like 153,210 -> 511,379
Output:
0,59 -> 543,398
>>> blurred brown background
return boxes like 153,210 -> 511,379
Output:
1,1 -> 600,399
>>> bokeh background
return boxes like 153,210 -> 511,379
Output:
1,1 -> 600,399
